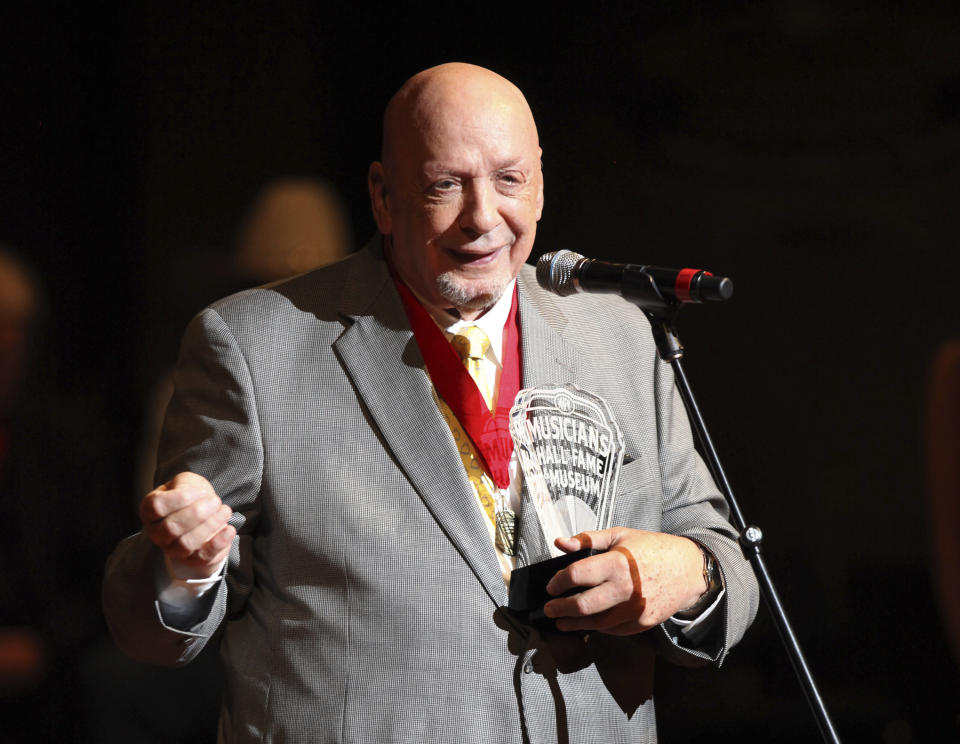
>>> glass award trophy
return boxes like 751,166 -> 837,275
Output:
507,383 -> 625,626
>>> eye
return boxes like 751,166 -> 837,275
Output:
497,171 -> 524,188
429,178 -> 460,193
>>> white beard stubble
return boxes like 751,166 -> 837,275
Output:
435,270 -> 511,313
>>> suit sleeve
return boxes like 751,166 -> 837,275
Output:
650,350 -> 760,668
102,307 -> 264,666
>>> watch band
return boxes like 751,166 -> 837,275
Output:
674,543 -> 722,620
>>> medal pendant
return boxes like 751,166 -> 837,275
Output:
495,508 -> 517,556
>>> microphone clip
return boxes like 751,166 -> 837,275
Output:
612,269 -> 686,361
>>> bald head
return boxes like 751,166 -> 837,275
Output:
381,63 -> 539,177
368,63 -> 544,318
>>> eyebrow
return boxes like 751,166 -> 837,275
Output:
421,157 -> 529,177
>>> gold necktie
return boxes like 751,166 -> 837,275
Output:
445,325 -> 516,557
451,325 -> 493,411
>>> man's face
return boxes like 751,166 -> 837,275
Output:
370,89 -> 543,317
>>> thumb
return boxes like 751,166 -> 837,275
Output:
164,471 -> 214,492
554,527 -> 619,554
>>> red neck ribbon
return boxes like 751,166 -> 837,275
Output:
393,279 -> 521,488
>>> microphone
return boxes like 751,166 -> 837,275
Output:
536,250 -> 733,304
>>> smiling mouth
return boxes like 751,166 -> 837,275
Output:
447,245 -> 506,267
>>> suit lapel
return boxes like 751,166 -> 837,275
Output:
333,243 -> 508,605
516,270 -> 580,389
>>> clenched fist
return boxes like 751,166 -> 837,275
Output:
139,472 -> 235,579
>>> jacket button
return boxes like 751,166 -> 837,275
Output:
523,661 -> 533,674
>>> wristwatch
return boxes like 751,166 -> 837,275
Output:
674,543 -> 723,620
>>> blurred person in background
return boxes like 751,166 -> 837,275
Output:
0,246 -> 114,741
927,340 -> 960,667
135,176 -> 353,497
85,177 -> 354,743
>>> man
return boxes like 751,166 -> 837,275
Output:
104,63 -> 758,742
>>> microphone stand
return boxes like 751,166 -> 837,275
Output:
623,271 -> 842,744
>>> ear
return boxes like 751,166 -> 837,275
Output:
535,147 -> 545,221
367,161 -> 393,234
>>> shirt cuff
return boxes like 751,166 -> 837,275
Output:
669,587 -> 725,644
158,554 -> 227,607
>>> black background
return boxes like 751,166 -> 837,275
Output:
2,2 -> 958,741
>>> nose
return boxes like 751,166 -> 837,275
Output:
458,179 -> 501,237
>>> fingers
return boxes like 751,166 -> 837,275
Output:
178,522 -> 236,568
165,523 -> 236,581
545,548 -> 626,597
206,524 -> 237,560
544,550 -> 637,623
139,471 -> 217,523
142,494 -> 227,548
157,504 -> 233,561
139,472 -> 235,568
544,529 -> 707,635
551,597 -> 649,634
545,580 -> 629,622
544,541 -> 649,633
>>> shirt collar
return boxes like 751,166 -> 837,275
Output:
409,280 -> 517,367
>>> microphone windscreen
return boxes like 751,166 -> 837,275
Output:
536,250 -> 584,296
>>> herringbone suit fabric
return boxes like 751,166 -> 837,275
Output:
103,238 -> 758,743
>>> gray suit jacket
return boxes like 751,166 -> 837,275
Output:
103,239 -> 758,743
